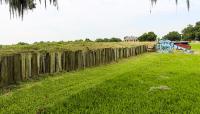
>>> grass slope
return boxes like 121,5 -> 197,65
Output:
42,53 -> 200,114
0,44 -> 200,114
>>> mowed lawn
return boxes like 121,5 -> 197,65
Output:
1,44 -> 200,114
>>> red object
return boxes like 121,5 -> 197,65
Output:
174,42 -> 191,49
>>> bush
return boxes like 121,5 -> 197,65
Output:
75,39 -> 84,42
95,38 -> 122,42
138,32 -> 157,41
163,31 -> 181,41
195,32 -> 200,41
109,38 -> 122,42
85,38 -> 93,42
95,38 -> 105,42
17,42 -> 29,45
182,21 -> 200,41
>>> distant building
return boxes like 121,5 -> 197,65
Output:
124,36 -> 138,42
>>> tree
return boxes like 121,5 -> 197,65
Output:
163,31 -> 181,41
138,32 -> 157,41
181,22 -> 200,41
95,38 -> 122,42
195,32 -> 200,41
75,39 -> 84,42
103,38 -> 110,42
182,24 -> 195,40
95,38 -> 104,42
17,42 -> 29,45
109,38 -> 122,42
85,38 -> 93,42
196,21 -> 200,26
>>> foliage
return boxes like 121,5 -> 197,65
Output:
95,38 -> 104,42
138,32 -> 157,41
95,38 -> 122,42
85,38 -> 93,42
163,31 -> 181,41
1,48 -> 200,113
74,39 -> 84,42
182,22 -> 200,41
195,32 -> 200,41
109,38 -> 122,42
182,25 -> 196,41
17,42 -> 29,45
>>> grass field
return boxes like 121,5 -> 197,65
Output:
191,43 -> 200,50
0,43 -> 200,114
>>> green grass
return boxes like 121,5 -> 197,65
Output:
1,45 -> 200,113
191,43 -> 200,50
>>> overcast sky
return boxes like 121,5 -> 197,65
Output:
0,0 -> 200,44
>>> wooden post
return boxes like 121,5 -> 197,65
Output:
45,53 -> 50,73
13,54 -> 22,82
65,51 -> 71,72
55,52 -> 62,72
49,52 -> 56,74
21,53 -> 26,80
31,53 -> 40,77
39,52 -> 46,74
0,56 -> 9,87
6,56 -> 14,84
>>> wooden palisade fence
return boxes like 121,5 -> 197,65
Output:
0,45 -> 147,87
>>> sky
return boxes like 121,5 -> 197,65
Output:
0,0 -> 200,44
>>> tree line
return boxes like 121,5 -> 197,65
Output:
12,37 -> 122,46
10,20 -> 200,45
163,21 -> 200,41
138,21 -> 200,41
60,38 -> 122,42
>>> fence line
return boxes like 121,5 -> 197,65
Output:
0,45 -> 147,87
